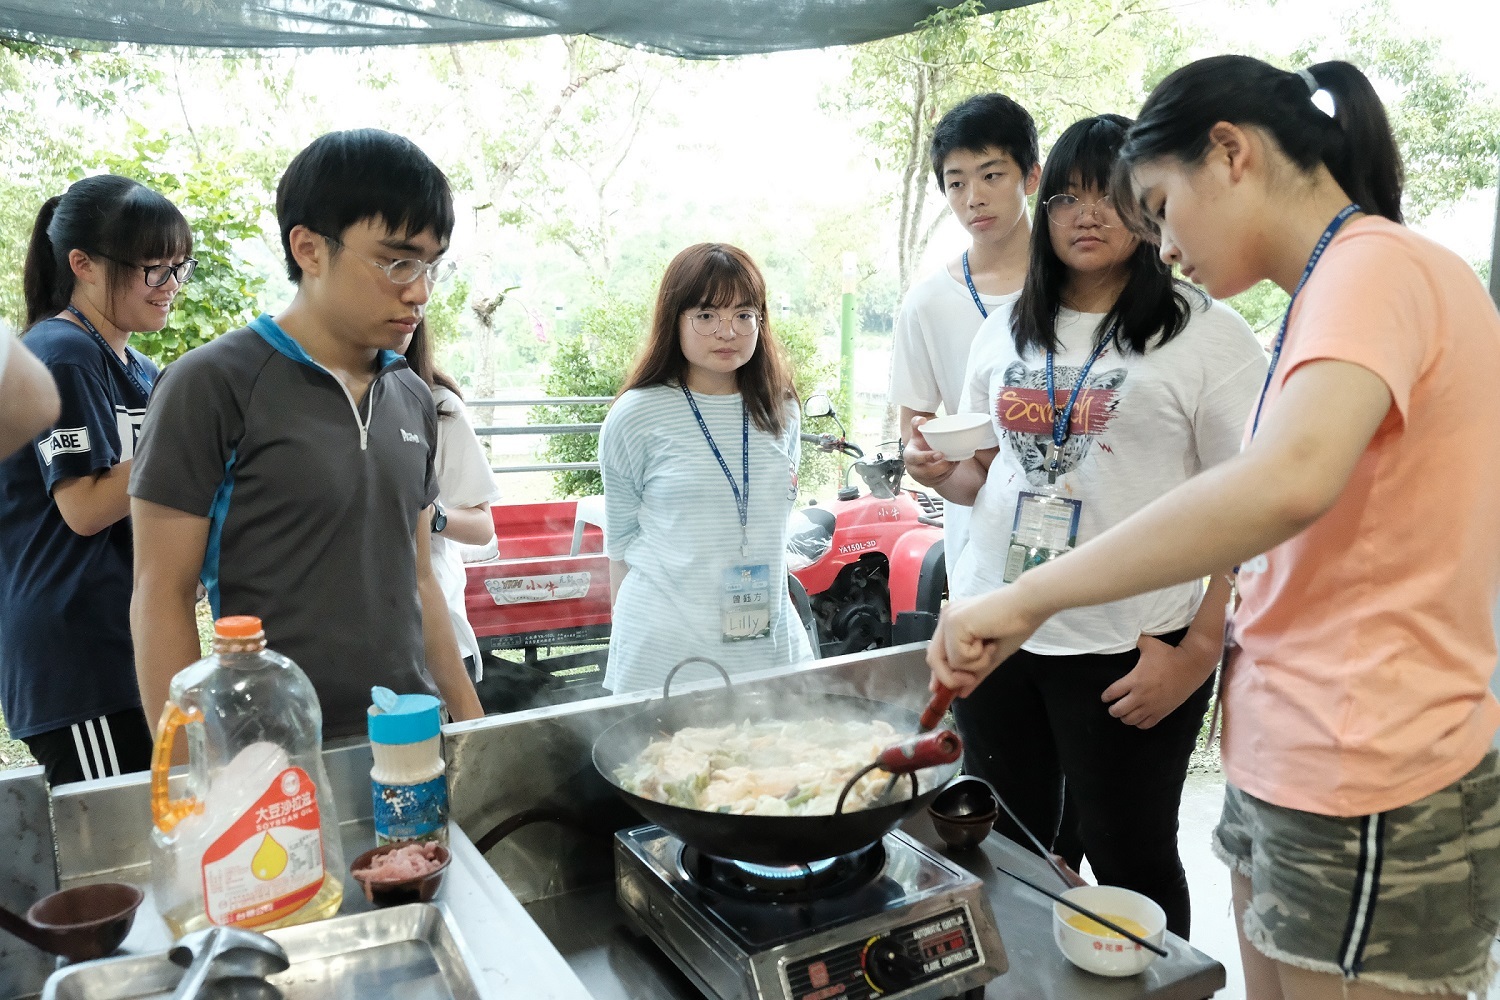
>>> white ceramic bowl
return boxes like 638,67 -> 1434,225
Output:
1052,884 -> 1168,977
918,413 -> 997,460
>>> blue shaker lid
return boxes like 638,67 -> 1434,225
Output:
367,686 -> 442,744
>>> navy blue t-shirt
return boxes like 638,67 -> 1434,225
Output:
0,317 -> 157,738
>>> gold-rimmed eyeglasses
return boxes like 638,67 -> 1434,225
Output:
1044,193 -> 1119,228
685,308 -> 760,337
317,232 -> 457,286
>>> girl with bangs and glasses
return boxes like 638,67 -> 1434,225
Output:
598,243 -> 813,694
931,58 -> 1500,1000
904,114 -> 1267,938
0,174 -> 193,786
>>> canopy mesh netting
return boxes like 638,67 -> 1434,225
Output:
0,1 -> 1041,56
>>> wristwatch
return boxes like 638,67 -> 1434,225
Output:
430,501 -> 448,534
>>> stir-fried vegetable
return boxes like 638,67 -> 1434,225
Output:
615,718 -> 906,816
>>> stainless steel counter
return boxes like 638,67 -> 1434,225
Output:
2,643 -> 1228,1000
522,819 -> 1224,1000
443,644 -> 1225,999
0,743 -> 593,1000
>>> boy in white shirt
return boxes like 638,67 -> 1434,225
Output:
889,93 -> 1039,569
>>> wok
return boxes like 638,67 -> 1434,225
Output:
593,665 -> 963,865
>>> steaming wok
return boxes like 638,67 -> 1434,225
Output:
593,681 -> 963,865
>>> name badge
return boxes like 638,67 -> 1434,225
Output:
1002,491 -> 1083,583
721,564 -> 772,641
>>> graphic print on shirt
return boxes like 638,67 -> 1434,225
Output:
115,405 -> 147,462
996,360 -> 1127,486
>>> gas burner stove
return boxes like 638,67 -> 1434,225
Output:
616,825 -> 1007,1000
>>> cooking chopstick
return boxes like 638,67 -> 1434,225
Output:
985,782 -> 1079,891
994,864 -> 1170,958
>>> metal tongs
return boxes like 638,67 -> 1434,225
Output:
168,926 -> 290,1000
837,728 -> 963,812
876,684 -> 958,801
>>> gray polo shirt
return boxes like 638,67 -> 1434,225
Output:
129,315 -> 441,738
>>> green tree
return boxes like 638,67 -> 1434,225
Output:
531,294 -> 651,497
838,0 -> 1198,294
1228,0 -> 1500,335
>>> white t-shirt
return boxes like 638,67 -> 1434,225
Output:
600,384 -> 813,694
0,332 -> 11,382
429,386 -> 503,672
889,264 -> 1019,570
952,297 -> 1267,654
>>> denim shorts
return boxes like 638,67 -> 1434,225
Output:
1213,749 -> 1500,994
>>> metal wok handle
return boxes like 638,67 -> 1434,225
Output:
661,657 -> 732,700
833,730 -> 963,814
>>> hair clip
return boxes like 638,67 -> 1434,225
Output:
1297,68 -> 1336,117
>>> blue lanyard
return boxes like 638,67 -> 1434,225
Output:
1249,203 -> 1361,439
66,305 -> 153,397
1044,328 -> 1114,470
961,251 -> 988,319
681,384 -> 751,551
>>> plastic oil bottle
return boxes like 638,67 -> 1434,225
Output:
149,616 -> 344,936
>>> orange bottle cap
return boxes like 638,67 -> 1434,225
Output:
215,615 -> 264,638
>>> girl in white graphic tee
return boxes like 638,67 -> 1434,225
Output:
904,115 -> 1265,938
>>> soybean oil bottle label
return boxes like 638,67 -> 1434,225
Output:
201,767 -> 325,927
373,775 -> 450,845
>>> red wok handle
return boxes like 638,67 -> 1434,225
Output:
877,730 -> 962,774
918,685 -> 957,732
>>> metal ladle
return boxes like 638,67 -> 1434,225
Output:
168,926 -> 290,1000
0,882 -> 143,962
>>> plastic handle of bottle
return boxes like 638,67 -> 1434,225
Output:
151,703 -> 204,833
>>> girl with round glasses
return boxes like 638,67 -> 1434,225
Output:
904,114 -> 1266,937
598,243 -> 812,693
0,175 -> 192,785
933,57 -> 1500,1000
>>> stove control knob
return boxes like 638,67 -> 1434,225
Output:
864,937 -> 922,994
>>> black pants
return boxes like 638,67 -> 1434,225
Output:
22,707 -> 154,786
953,629 -> 1211,938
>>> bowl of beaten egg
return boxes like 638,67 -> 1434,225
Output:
1052,885 -> 1168,977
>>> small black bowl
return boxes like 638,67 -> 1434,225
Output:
349,841 -> 451,907
927,776 -> 999,851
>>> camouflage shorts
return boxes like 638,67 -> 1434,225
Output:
1213,750 -> 1500,995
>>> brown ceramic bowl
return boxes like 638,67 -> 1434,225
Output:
927,776 -> 999,851
349,841 -> 451,907
26,882 -> 143,961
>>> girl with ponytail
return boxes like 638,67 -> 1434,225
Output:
929,55 -> 1500,998
0,175 -> 193,785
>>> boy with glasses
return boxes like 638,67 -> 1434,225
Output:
889,93 -> 1039,571
128,129 -> 483,739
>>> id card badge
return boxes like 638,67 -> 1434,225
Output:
1002,490 -> 1083,583
721,564 -> 772,641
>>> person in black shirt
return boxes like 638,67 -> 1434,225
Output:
0,175 -> 194,784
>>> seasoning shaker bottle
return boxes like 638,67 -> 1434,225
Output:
368,686 -> 449,845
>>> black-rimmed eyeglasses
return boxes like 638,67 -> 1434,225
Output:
89,251 -> 198,287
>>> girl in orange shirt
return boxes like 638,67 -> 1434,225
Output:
929,56 -> 1500,1000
